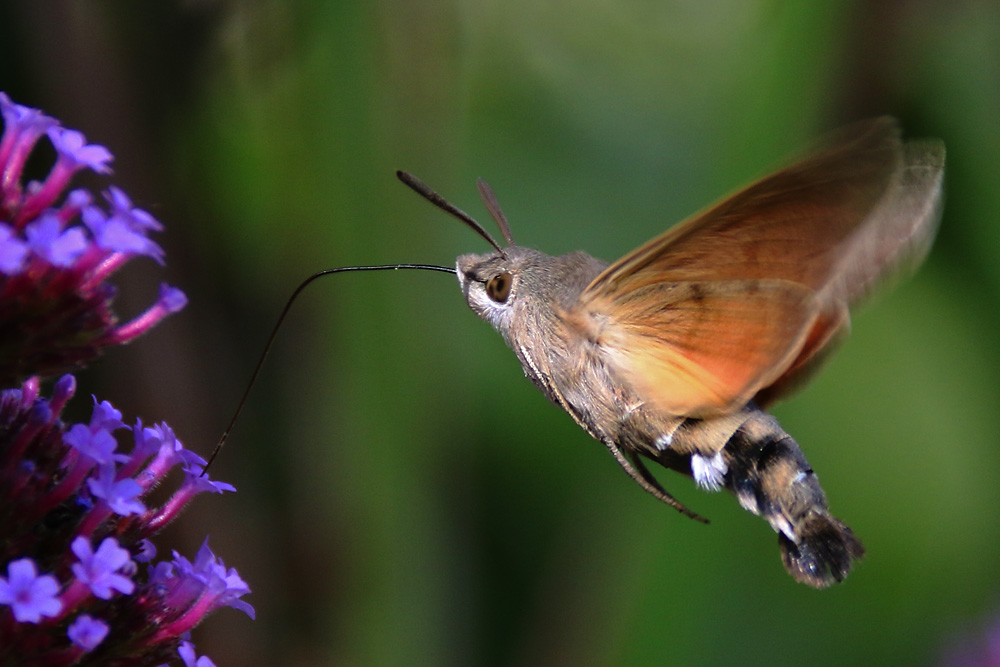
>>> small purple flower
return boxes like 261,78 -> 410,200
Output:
67,614 -> 110,651
91,397 -> 125,429
87,463 -> 146,516
149,539 -> 254,644
83,198 -> 164,261
104,186 -> 162,231
145,452 -> 236,533
0,558 -> 62,623
182,454 -> 238,496
118,418 -> 165,480
24,211 -> 88,266
0,93 -> 55,143
65,423 -> 122,466
47,126 -> 113,174
134,539 -> 157,563
131,420 -> 185,489
70,536 -> 135,599
176,539 -> 254,620
0,93 -> 56,195
189,469 -> 238,496
3,375 -> 249,661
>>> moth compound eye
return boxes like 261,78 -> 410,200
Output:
486,272 -> 512,303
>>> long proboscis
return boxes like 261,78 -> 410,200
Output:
202,263 -> 456,474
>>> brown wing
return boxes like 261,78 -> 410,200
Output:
571,118 -> 944,417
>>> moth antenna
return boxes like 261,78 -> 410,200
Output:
396,170 -> 506,254
476,178 -> 515,246
202,262 -> 455,475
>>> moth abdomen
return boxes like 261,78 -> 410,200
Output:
718,410 -> 863,587
778,511 -> 862,588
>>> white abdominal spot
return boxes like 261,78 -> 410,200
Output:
691,452 -> 727,492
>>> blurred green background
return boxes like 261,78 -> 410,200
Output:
2,1 -> 999,665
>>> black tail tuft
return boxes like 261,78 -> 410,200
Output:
778,511 -> 865,588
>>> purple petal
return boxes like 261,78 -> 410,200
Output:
79,187 -> 164,259
128,418 -> 163,464
47,227 -> 87,265
87,464 -> 146,516
181,456 -> 237,495
178,640 -> 217,667
67,614 -> 110,651
149,561 -> 175,586
90,397 -> 126,432
24,212 -> 89,267
47,127 -> 113,174
159,284 -> 188,313
65,424 -> 120,465
95,216 -> 154,254
175,539 -> 254,619
70,536 -> 135,599
104,187 -> 162,231
69,536 -> 91,562
81,204 -> 107,235
150,422 -> 183,466
65,188 -> 92,210
0,223 -> 28,275
94,537 -> 132,571
134,539 -> 157,563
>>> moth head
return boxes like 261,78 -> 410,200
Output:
456,246 -> 545,338
396,171 -> 529,336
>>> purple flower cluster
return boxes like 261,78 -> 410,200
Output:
0,92 -> 186,386
0,94 -> 251,666
0,377 -> 251,665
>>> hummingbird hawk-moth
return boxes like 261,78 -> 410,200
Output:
398,117 -> 944,588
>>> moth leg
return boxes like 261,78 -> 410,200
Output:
603,439 -> 708,523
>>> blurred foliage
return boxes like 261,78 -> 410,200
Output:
2,1 -> 999,665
